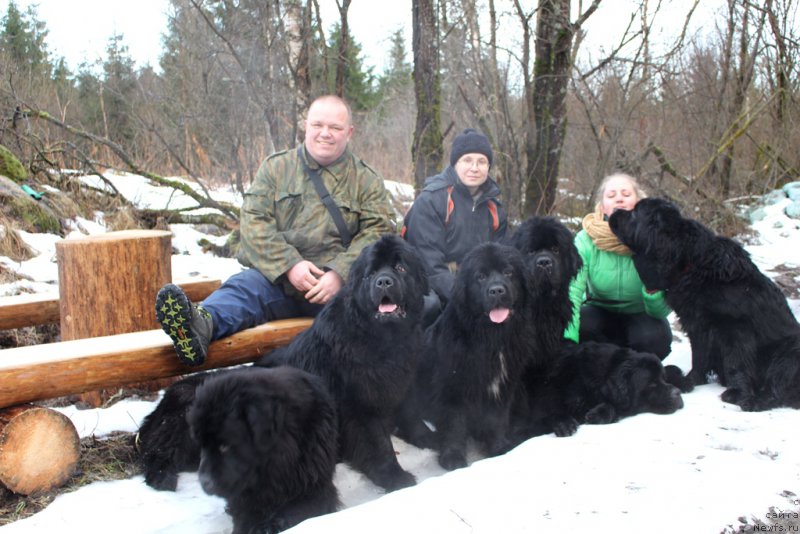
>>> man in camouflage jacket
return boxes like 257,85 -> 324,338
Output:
155,95 -> 395,366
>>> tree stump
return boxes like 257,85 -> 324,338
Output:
0,405 -> 80,495
56,229 -> 175,406
56,229 -> 173,338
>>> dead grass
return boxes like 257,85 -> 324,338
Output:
0,324 -> 59,349
771,263 -> 800,299
0,431 -> 141,525
0,219 -> 35,262
105,205 -> 145,231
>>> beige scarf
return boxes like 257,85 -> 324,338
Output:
582,204 -> 632,255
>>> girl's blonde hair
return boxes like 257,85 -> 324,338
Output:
594,173 -> 648,210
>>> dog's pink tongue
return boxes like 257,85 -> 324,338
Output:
489,307 -> 510,323
379,303 -> 398,314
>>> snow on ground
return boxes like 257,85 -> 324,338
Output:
1,175 -> 799,533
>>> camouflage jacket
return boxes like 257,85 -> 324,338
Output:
238,143 -> 395,297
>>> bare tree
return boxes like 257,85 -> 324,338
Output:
335,0 -> 352,97
513,0 -> 601,216
702,0 -> 767,197
283,0 -> 313,140
412,0 -> 443,191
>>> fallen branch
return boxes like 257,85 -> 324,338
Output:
24,107 -> 240,221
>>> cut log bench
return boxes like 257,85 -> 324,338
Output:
0,318 -> 313,408
0,230 -> 312,495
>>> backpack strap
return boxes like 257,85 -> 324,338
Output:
404,184 -> 499,238
444,186 -> 500,232
444,186 -> 455,226
297,145 -> 352,249
487,200 -> 500,232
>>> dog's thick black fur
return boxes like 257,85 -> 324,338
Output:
190,367 -> 339,534
137,366 -> 339,534
137,372 -> 208,491
507,216 -> 582,443
609,197 -> 800,411
410,242 -> 535,470
257,234 -> 429,491
510,216 -> 583,362
524,341 -> 684,437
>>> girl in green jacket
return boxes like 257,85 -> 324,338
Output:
564,173 -> 673,359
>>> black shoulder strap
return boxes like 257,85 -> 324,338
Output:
297,145 -> 352,249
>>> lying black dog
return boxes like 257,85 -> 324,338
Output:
524,341 -> 684,438
137,366 -> 339,534
610,197 -> 800,411
258,234 -> 429,491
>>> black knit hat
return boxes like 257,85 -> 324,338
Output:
449,128 -> 493,167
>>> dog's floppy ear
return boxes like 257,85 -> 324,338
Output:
699,234 -> 753,283
564,232 -> 582,281
401,239 -> 431,296
600,354 -> 635,413
244,391 -> 285,449
345,245 -> 370,290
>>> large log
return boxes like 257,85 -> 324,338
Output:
0,318 -> 313,409
0,405 -> 80,495
56,229 -> 173,338
0,277 -> 221,331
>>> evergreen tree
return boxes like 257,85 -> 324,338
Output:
378,29 -> 412,97
75,62 -> 104,139
101,33 -> 138,147
321,23 -> 377,111
0,0 -> 50,76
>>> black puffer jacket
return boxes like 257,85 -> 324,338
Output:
403,166 -> 507,302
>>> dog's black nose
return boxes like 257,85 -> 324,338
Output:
536,256 -> 553,269
375,275 -> 394,289
488,284 -> 506,297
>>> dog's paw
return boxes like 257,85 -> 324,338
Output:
144,470 -> 179,492
552,416 -> 579,437
438,449 -> 468,471
720,387 -> 742,405
664,365 -> 695,393
585,403 -> 617,425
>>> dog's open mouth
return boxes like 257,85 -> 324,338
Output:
376,296 -> 406,318
488,307 -> 511,323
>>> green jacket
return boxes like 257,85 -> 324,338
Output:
238,143 -> 395,297
564,229 -> 671,343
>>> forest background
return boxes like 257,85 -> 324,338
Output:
0,0 -> 798,237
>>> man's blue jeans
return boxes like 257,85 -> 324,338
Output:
202,268 -> 323,340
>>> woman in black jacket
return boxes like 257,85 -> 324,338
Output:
403,129 -> 508,323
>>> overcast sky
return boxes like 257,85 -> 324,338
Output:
1,0 -> 720,74
0,0 -> 412,72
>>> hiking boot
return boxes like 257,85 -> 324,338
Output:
155,283 -> 213,366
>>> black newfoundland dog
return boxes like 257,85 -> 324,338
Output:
609,197 -> 800,411
510,216 -> 582,362
137,366 -> 339,534
258,234 -> 429,491
525,341 -> 684,437
507,216 -> 583,442
412,242 -> 535,470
